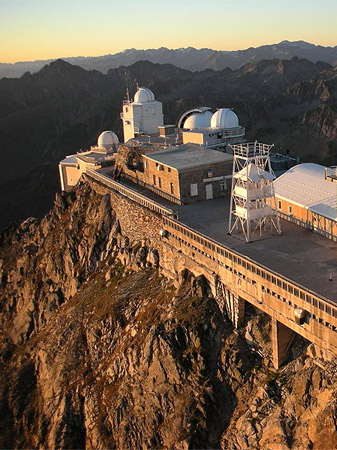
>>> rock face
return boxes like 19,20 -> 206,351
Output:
1,182 -> 337,449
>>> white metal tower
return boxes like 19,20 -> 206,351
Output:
228,141 -> 282,242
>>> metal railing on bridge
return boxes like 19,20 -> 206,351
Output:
121,172 -> 183,205
86,168 -> 178,218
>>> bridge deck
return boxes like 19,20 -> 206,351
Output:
177,197 -> 337,302
101,170 -> 337,302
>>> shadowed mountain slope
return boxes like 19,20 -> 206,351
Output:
0,57 -> 337,229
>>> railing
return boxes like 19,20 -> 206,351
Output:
203,127 -> 246,146
162,216 -> 337,322
277,210 -> 337,243
121,172 -> 183,205
123,134 -> 182,148
325,166 -> 337,181
86,169 -> 178,218
230,142 -> 274,158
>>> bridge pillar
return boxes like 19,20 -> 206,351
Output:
214,280 -> 245,328
272,318 -> 295,369
226,291 -> 245,328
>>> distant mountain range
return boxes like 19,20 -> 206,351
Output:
0,56 -> 336,230
1,41 -> 337,79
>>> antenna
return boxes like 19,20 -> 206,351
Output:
124,70 -> 130,103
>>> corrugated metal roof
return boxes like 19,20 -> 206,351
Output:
274,163 -> 337,221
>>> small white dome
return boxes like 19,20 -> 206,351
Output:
211,108 -> 239,129
97,130 -> 119,147
134,87 -> 155,103
184,111 -> 213,129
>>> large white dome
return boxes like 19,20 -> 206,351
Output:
134,87 -> 155,103
183,111 -> 213,129
97,130 -> 119,147
211,108 -> 239,129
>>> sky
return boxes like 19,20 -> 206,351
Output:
0,0 -> 336,63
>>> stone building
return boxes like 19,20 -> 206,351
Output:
142,144 -> 233,204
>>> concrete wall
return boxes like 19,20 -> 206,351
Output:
122,102 -> 163,142
60,165 -> 81,192
182,131 -> 205,145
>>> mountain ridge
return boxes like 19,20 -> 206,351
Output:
1,40 -> 337,79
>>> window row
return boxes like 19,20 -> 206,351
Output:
165,219 -> 337,319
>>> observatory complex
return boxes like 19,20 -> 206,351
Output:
59,131 -> 119,192
59,86 -> 337,368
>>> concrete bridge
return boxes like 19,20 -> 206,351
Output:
161,216 -> 337,368
86,168 -> 337,369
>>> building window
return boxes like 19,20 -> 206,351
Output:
168,167 -> 171,173
288,205 -> 293,215
207,170 -> 213,178
220,180 -> 227,191
153,175 -> 156,185
190,183 -> 198,196
170,182 -> 174,194
278,200 -> 282,210
125,107 -> 128,112
158,177 -> 162,188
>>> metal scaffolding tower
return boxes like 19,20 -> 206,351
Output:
228,141 -> 282,242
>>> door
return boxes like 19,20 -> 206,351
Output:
206,183 -> 213,200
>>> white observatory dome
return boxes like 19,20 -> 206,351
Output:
97,130 -> 119,148
134,87 -> 155,103
183,111 -> 213,129
211,108 -> 239,129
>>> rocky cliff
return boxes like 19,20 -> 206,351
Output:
1,182 -> 337,449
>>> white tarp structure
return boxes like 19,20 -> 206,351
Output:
228,142 -> 282,242
274,163 -> 337,221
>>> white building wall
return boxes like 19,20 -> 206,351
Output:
122,101 -> 163,142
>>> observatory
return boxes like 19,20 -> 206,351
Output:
228,141 -> 282,242
178,107 -> 245,149
59,131 -> 118,192
121,87 -> 164,142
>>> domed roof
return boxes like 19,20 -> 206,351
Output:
211,108 -> 239,129
97,131 -> 119,147
134,87 -> 155,103
183,110 -> 213,129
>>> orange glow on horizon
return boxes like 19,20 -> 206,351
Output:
2,37 -> 337,64
1,0 -> 336,64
